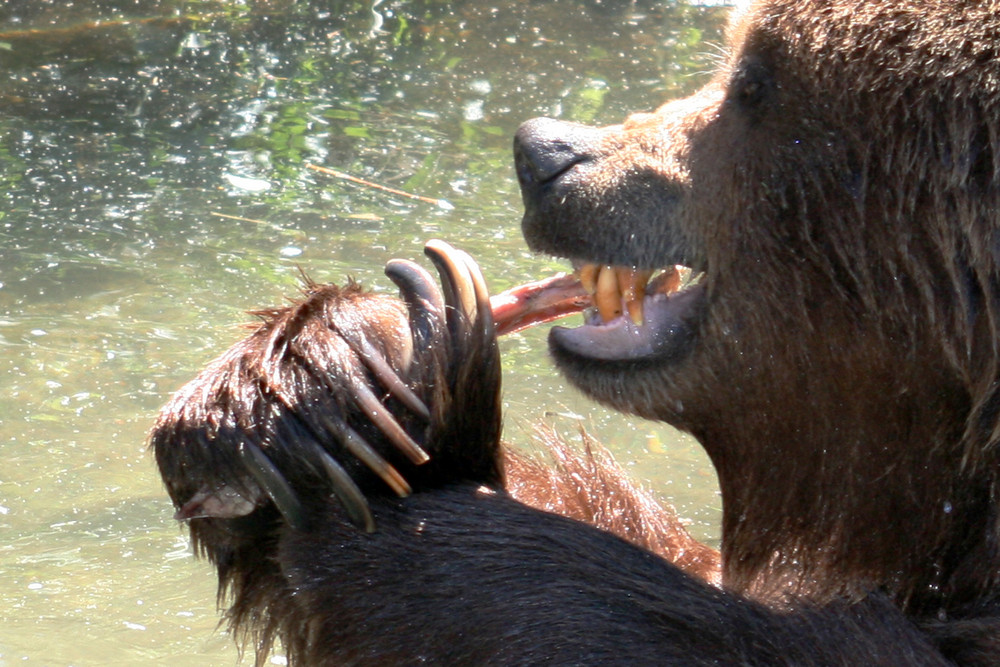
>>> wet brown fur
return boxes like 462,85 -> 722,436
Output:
515,1 -> 1000,663
151,272 -> 960,665
151,278 -> 719,664
505,426 -> 720,584
152,278 -> 502,660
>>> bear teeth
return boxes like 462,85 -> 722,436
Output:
576,264 -> 683,325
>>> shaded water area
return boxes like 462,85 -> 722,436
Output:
1,1 -> 730,663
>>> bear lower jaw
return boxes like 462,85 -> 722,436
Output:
490,264 -> 703,362
549,282 -> 704,363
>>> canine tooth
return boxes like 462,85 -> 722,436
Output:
626,299 -> 644,326
618,268 -> 653,325
595,265 -> 622,321
578,264 -> 600,294
616,267 -> 636,302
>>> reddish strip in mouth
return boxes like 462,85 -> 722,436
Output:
490,265 -> 686,336
490,274 -> 590,336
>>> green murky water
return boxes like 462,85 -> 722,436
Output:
0,1 -> 730,663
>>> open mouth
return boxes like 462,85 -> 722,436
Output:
491,262 -> 704,362
575,263 -> 686,325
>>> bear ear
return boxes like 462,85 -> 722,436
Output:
729,57 -> 775,116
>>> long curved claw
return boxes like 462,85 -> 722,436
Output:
342,330 -> 430,422
454,246 -> 495,342
424,239 -> 484,341
315,410 -> 412,497
385,258 -> 446,346
340,424 -> 412,497
309,442 -> 376,533
313,242 -> 493,528
238,440 -> 307,531
420,240 -> 503,488
352,379 -> 430,465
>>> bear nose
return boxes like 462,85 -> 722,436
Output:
513,117 -> 603,189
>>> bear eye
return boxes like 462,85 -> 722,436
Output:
730,59 -> 773,113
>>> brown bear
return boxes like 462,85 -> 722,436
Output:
512,0 -> 1000,662
152,242 -> 948,666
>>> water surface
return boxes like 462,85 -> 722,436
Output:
0,1 -> 730,662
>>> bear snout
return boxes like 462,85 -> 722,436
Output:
514,114 -> 693,270
513,117 -> 606,191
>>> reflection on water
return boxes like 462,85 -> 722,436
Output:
0,1 -> 730,663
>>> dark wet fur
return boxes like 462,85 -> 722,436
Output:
151,273 -> 501,657
504,426 -> 720,584
152,253 -> 956,665
276,490 -> 952,667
